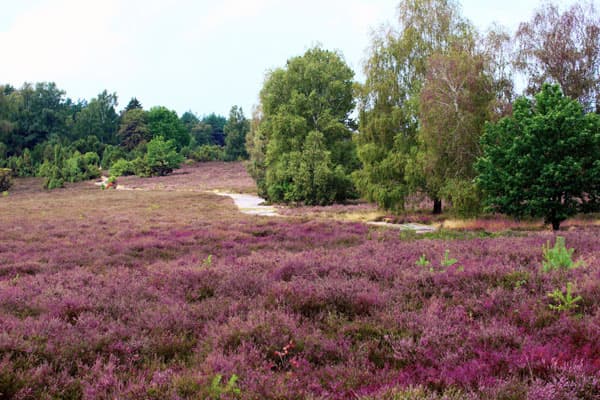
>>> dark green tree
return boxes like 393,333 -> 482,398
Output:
251,46 -> 357,204
7,82 -> 71,153
476,84 -> 600,230
147,106 -> 190,150
118,108 -> 150,150
224,106 -> 249,161
201,113 -> 227,146
124,97 -> 142,112
180,111 -> 200,133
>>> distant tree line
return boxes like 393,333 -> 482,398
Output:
0,84 -> 250,188
248,0 -> 600,229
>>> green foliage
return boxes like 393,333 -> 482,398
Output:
415,254 -> 430,267
147,106 -> 190,150
476,84 -> 600,230
224,106 -> 250,161
190,145 -> 225,162
73,90 -> 119,144
144,136 -> 183,176
202,255 -> 213,268
100,145 -> 127,169
441,250 -> 458,267
548,282 -> 582,312
38,145 -> 100,189
0,168 -> 12,191
110,158 -> 135,177
252,47 -> 358,205
206,374 -> 241,399
440,179 -> 483,218
355,0 -> 474,211
417,48 -> 493,213
118,108 -> 150,150
542,236 -> 584,272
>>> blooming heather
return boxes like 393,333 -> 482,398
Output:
0,167 -> 599,399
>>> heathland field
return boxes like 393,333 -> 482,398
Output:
1,162 -> 599,399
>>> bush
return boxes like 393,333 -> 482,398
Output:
38,146 -> 101,189
0,168 -> 12,191
110,159 -> 135,177
101,145 -> 127,170
131,156 -> 151,177
145,136 -> 183,176
190,145 -> 225,162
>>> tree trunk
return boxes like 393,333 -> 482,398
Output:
552,219 -> 561,231
433,199 -> 442,215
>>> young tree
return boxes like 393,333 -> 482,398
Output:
250,46 -> 357,204
145,136 -> 184,176
476,84 -> 600,230
224,106 -> 249,161
515,1 -> 600,112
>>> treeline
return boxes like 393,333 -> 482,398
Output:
248,0 -> 600,229
0,83 -> 250,188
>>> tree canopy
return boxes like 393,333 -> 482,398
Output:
248,47 -> 358,204
476,84 -> 600,230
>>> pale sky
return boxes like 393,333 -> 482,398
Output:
0,0 -> 588,117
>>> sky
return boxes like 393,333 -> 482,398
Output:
0,0 -> 587,117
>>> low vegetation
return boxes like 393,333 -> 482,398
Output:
1,164 -> 600,399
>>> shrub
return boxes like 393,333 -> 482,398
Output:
101,145 -> 127,169
145,136 -> 183,176
542,236 -> 584,272
110,159 -> 135,177
0,168 -> 12,192
190,145 -> 225,162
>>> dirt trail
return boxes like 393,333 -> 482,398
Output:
93,175 -> 435,232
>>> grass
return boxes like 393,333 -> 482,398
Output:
1,163 -> 599,399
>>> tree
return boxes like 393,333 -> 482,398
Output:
224,106 -> 249,161
124,97 -> 142,112
354,0 -> 473,211
476,84 -> 600,230
147,107 -> 190,150
417,47 -> 494,213
201,113 -> 227,146
118,108 -> 150,150
245,105 -> 268,196
6,82 -> 71,153
73,90 -> 119,144
180,111 -> 200,133
250,46 -> 357,204
515,1 -> 600,112
145,136 -> 184,176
